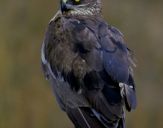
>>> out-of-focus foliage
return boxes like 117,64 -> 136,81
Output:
0,0 -> 163,128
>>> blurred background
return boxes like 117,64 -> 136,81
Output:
0,0 -> 163,128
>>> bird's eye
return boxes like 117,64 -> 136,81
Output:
74,0 -> 80,2
73,0 -> 81,4
71,0 -> 81,5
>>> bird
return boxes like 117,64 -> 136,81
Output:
41,0 -> 137,128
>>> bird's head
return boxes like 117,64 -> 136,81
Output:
60,0 -> 101,16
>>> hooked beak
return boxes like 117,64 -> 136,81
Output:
60,0 -> 73,13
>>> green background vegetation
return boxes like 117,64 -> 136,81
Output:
0,0 -> 163,127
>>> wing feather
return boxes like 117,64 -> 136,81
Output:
42,15 -> 136,128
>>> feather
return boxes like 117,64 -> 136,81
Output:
41,2 -> 137,127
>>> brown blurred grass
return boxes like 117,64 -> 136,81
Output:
0,0 -> 163,128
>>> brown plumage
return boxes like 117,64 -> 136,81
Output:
41,0 -> 137,128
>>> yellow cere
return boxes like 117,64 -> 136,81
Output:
75,0 -> 80,2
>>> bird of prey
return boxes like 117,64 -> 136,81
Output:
41,0 -> 137,128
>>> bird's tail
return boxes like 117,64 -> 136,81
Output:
67,107 -> 103,128
67,107 -> 125,128
117,117 -> 126,128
